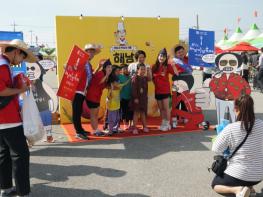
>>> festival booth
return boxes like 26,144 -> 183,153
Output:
56,16 -> 179,123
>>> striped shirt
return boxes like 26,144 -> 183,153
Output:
212,119 -> 263,182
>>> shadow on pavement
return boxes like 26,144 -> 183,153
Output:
31,183 -> 150,197
30,163 -> 126,182
31,131 -> 215,160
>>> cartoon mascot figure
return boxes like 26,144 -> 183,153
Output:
26,55 -> 58,143
207,52 -> 251,124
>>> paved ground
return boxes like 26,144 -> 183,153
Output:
27,70 -> 263,197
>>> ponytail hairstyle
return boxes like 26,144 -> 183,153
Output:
234,95 -> 255,133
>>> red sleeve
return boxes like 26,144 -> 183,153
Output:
175,64 -> 185,73
167,64 -> 175,75
93,71 -> 104,84
0,66 -> 9,91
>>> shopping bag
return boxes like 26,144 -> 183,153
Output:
22,90 -> 45,143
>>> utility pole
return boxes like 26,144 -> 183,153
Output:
196,14 -> 199,30
12,21 -> 17,32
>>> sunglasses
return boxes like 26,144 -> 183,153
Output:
27,66 -> 35,71
219,59 -> 237,67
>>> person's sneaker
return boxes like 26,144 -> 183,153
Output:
93,130 -> 105,136
143,127 -> 149,133
117,128 -> 124,133
46,135 -> 55,143
236,186 -> 250,197
0,187 -> 16,197
75,132 -> 89,140
161,121 -> 171,131
132,128 -> 139,135
159,119 -> 165,130
81,130 -> 91,136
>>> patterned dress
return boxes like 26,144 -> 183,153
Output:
131,75 -> 148,114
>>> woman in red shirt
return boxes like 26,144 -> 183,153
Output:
152,48 -> 179,131
85,59 -> 112,136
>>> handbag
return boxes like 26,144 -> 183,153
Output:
210,132 -> 249,176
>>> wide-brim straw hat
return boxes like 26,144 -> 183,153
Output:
0,39 -> 37,63
84,43 -> 102,55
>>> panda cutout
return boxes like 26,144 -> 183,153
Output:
205,52 -> 251,124
26,61 -> 58,142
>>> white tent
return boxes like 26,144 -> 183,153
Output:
228,27 -> 244,42
242,23 -> 261,41
216,34 -> 228,47
257,32 -> 263,38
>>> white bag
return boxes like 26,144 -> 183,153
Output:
22,90 -> 45,143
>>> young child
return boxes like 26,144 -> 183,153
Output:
118,64 -> 133,130
131,63 -> 152,134
106,66 -> 130,135
103,66 -> 121,131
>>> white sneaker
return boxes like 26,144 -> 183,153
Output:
236,187 -> 250,197
159,119 -> 165,130
160,121 -> 171,131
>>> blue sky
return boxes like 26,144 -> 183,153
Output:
0,0 -> 262,47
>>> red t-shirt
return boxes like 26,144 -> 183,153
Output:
85,70 -> 106,103
0,56 -> 22,124
152,64 -> 175,95
76,63 -> 93,92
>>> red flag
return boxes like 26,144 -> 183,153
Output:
254,10 -> 258,17
237,17 -> 241,24
57,45 -> 89,101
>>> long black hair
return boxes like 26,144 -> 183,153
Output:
152,48 -> 168,73
234,95 -> 255,133
106,65 -> 119,87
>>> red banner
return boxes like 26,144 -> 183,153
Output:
57,45 -> 89,101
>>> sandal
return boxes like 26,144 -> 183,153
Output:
236,186 -> 250,197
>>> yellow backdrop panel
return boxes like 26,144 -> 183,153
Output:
56,16 -> 179,124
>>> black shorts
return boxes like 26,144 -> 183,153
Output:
155,94 -> 171,100
211,173 -> 260,189
86,100 -> 100,109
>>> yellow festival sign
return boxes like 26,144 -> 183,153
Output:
56,16 -> 179,124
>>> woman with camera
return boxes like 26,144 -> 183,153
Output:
211,95 -> 263,197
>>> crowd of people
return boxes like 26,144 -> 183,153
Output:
72,44 -> 192,140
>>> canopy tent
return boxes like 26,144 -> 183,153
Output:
227,42 -> 259,52
215,46 -> 224,54
216,34 -> 228,47
228,27 -> 244,42
242,23 -> 261,41
250,37 -> 263,49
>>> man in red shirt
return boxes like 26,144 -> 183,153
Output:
0,39 -> 37,197
72,43 -> 101,140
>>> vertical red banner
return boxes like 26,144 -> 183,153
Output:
57,45 -> 89,101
